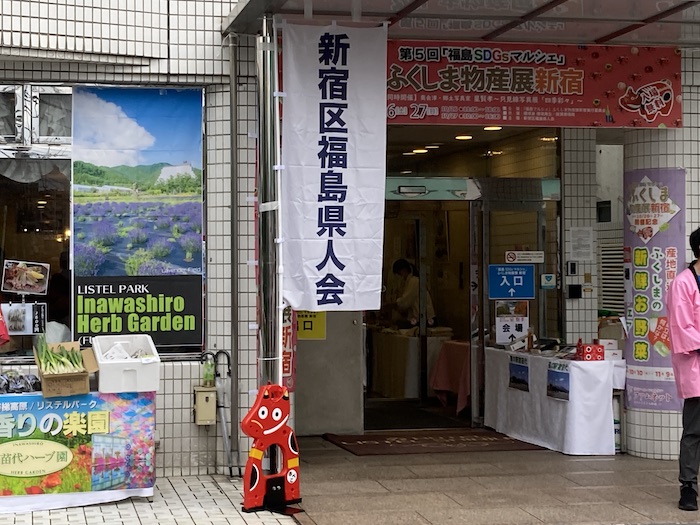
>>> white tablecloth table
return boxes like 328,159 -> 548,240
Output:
485,347 -> 620,455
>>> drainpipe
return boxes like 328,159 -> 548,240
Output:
256,15 -> 283,388
227,33 -> 242,476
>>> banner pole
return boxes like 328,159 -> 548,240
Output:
256,15 -> 282,387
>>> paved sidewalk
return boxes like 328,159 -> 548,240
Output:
2,440 -> 699,525
294,436 -> 700,525
0,476 -> 296,525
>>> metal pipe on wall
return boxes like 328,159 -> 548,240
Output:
226,33 -> 242,475
418,219 -> 428,403
256,16 -> 282,387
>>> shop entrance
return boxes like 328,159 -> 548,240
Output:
474,192 -> 562,424
366,209 -> 473,430
364,127 -> 562,431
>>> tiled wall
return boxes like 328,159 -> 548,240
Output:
620,52 -> 700,460
0,1 -> 262,476
0,0 -> 169,60
562,128 -> 598,343
157,362 -> 218,477
626,409 -> 681,460
230,35 -> 260,460
0,0 -> 230,77
0,0 -> 231,84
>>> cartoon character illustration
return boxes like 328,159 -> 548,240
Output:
619,79 -> 674,123
240,383 -> 301,512
638,226 -> 654,241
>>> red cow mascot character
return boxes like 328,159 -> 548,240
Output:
619,79 -> 675,123
241,383 -> 301,512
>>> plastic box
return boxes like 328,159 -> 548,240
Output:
92,335 -> 161,393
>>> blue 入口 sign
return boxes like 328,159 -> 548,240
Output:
488,265 -> 535,299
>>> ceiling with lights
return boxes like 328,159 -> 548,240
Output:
388,125 -> 526,169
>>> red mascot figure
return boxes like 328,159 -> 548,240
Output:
241,383 -> 301,512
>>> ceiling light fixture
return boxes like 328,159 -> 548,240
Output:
425,145 -> 440,149
540,136 -> 559,142
400,170 -> 412,174
403,152 -> 416,156
412,148 -> 429,154
397,185 -> 428,197
37,200 -> 47,205
484,126 -> 502,131
455,135 -> 473,140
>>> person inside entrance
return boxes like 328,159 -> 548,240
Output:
391,258 -> 436,329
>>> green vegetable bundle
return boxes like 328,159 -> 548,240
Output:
35,334 -> 85,375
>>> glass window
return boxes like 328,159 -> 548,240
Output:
0,93 -> 15,137
32,87 -> 72,144
0,88 -> 19,143
0,159 -> 71,356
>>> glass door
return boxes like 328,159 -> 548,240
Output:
471,196 -> 561,426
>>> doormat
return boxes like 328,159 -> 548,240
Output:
322,428 -> 544,456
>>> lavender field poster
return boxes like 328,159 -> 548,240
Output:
71,88 -> 204,347
624,167 -> 684,411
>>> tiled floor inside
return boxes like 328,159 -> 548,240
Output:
0,476 -> 296,525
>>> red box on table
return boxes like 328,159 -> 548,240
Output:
576,340 -> 605,361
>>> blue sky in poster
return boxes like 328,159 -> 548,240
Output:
73,87 -> 203,169
547,370 -> 570,393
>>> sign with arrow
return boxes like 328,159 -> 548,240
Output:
488,264 -> 535,299
495,300 -> 529,345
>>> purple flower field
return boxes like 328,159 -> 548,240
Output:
73,200 -> 203,277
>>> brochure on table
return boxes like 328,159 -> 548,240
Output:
0,391 -> 155,512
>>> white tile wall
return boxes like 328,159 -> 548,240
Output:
621,51 -> 700,460
204,34 -> 259,472
0,2 -> 261,476
562,128 -> 598,343
625,408 -> 682,460
157,361 -> 219,477
0,0 -> 232,83
0,1 -> 169,60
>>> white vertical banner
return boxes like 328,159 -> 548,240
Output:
281,23 -> 387,311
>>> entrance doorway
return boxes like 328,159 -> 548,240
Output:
364,126 -> 562,431
366,211 -> 470,430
